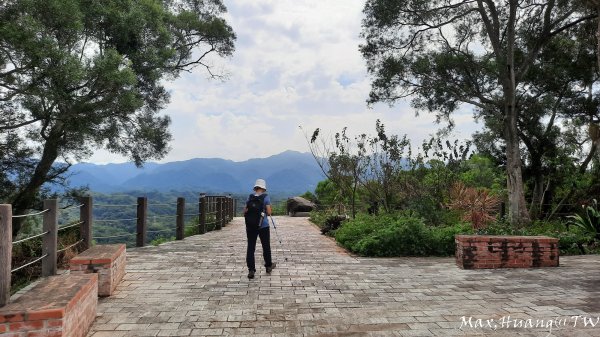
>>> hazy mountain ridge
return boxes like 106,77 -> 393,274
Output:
67,151 -> 324,194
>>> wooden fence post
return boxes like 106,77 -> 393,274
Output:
0,204 -> 12,307
79,196 -> 92,250
221,197 -> 226,227
224,197 -> 228,223
209,196 -> 215,231
136,197 -> 147,247
228,197 -> 233,221
224,197 -> 229,223
176,197 -> 185,240
234,198 -> 237,217
225,197 -> 228,224
216,197 -> 223,230
42,199 -> 58,277
199,194 -> 206,234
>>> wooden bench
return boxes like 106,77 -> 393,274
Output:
0,273 -> 97,337
455,235 -> 559,269
70,244 -> 126,297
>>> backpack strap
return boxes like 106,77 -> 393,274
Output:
259,194 -> 267,211
247,193 -> 267,209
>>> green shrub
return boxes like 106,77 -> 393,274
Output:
429,222 -> 474,255
335,213 -> 389,252
354,216 -> 430,256
333,212 -> 594,257
271,200 -> 288,216
309,210 -> 349,236
567,199 -> 600,240
185,223 -> 199,237
480,220 -> 594,255
309,210 -> 329,229
150,236 -> 175,246
335,213 -> 472,256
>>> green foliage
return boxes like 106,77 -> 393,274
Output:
150,236 -> 175,246
299,191 -> 318,203
309,210 -> 329,229
309,210 -> 348,237
0,0 -> 236,234
567,199 -> 600,240
11,219 -> 83,294
480,220 -> 596,255
85,191 -> 244,246
184,218 -> 200,237
361,0 -> 597,225
270,200 -> 288,216
333,211 -> 595,257
459,155 -> 505,193
335,213 -> 473,256
314,180 -> 345,206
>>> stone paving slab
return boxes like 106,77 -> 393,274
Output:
87,216 -> 600,337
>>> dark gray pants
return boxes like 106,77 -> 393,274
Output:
246,226 -> 272,272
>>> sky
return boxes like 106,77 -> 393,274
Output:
88,0 -> 481,164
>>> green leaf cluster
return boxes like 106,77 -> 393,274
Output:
335,213 -> 473,257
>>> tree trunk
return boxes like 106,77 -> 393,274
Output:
351,176 -> 357,219
503,68 -> 531,224
502,0 -> 531,225
11,125 -> 64,237
548,142 -> 598,219
529,171 -> 544,220
504,110 -> 531,224
526,152 -> 544,220
596,4 -> 600,74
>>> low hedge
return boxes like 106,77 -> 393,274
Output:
333,213 -> 596,257
335,213 -> 473,256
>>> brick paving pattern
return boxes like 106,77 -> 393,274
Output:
87,216 -> 600,336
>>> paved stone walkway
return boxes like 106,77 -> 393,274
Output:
87,217 -> 600,337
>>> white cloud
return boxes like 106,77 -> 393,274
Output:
87,0 -> 481,164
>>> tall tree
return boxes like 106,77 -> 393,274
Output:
361,0 -> 596,224
473,21 -> 599,219
306,127 -> 368,218
0,0 -> 235,235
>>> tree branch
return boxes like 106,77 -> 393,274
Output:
0,118 -> 42,131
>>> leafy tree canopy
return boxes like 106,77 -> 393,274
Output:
0,0 -> 235,234
361,0 -> 597,224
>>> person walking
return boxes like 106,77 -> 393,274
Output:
244,179 -> 276,279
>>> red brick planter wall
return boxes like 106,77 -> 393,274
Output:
0,273 -> 97,337
70,244 -> 126,297
455,235 -> 559,269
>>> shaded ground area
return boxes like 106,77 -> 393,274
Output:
87,216 -> 600,336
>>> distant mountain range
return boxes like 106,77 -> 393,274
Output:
66,151 -> 325,195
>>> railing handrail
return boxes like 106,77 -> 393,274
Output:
0,193 -> 237,308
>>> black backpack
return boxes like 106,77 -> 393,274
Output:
245,193 -> 267,228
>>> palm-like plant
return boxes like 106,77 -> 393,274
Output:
568,199 -> 600,240
447,182 -> 501,230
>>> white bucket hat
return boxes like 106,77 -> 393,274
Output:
254,179 -> 267,191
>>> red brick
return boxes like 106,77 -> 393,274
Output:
26,309 -> 64,321
2,332 -> 26,337
0,313 -> 25,323
455,235 -> 559,269
70,244 -> 125,297
28,330 -> 62,337
45,319 -> 62,328
9,320 -> 44,331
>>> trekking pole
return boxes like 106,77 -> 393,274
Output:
269,215 -> 288,262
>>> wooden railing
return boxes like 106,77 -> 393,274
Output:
0,194 -> 236,307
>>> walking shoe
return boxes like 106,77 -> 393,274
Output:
266,263 -> 276,273
247,270 -> 255,279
